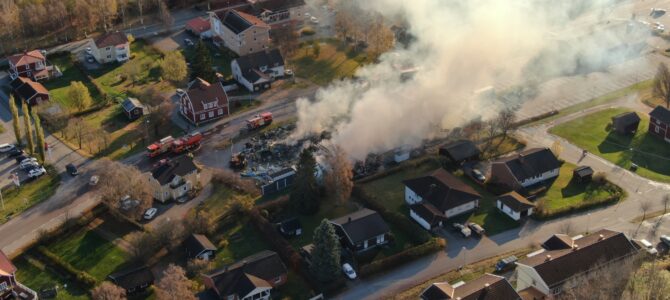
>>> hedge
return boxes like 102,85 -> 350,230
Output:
248,208 -> 304,270
356,157 -> 438,184
359,238 -> 446,278
533,183 -> 625,220
35,246 -> 98,288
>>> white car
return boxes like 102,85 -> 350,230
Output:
85,47 -> 92,54
89,175 -> 99,186
310,16 -> 319,24
20,161 -> 40,170
639,239 -> 658,255
176,89 -> 186,97
342,263 -> 357,279
0,143 -> 16,153
28,166 -> 46,178
143,208 -> 158,220
19,157 -> 38,167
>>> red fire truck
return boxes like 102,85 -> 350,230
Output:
147,132 -> 202,158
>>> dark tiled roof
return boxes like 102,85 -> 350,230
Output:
122,97 -> 144,112
206,250 -> 286,298
108,266 -> 154,290
650,105 -> 670,124
95,32 -> 129,48
184,234 -> 217,258
222,10 -> 267,34
518,229 -> 638,288
186,78 -> 229,113
439,140 -> 480,162
410,203 -> 446,227
330,209 -> 390,244
611,112 -> 640,130
279,218 -> 301,232
251,0 -> 306,12
403,169 -> 481,212
573,166 -> 594,178
421,274 -> 521,300
235,49 -> 284,82
151,155 -> 198,185
497,191 -> 534,212
541,234 -> 574,250
493,148 -> 560,183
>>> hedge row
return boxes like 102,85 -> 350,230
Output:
248,208 -> 304,270
512,110 -> 559,128
359,238 -> 446,278
35,204 -> 107,247
352,186 -> 431,245
35,246 -> 98,288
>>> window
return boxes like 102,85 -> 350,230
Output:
250,48 -> 253,52
0,282 -> 7,291
200,114 -> 205,120
107,55 -> 112,59
209,111 -> 214,118
106,47 -> 111,50
656,125 -> 660,133
218,108 -> 224,115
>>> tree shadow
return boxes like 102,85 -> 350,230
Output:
630,134 -> 670,176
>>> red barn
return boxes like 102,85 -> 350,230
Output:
179,78 -> 230,126
7,50 -> 51,81
649,105 -> 670,143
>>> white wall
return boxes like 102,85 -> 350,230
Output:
445,200 -> 478,218
404,187 -> 422,205
521,168 -> 559,187
515,263 -> 551,295
410,209 -> 432,230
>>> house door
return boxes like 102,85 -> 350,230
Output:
520,210 -> 528,217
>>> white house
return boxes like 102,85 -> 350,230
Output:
496,191 -> 534,221
489,148 -> 560,192
92,32 -> 130,64
148,156 -> 199,203
403,168 -> 481,230
514,229 -> 638,297
209,9 -> 271,56
231,48 -> 285,92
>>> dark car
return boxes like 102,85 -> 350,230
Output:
8,148 -> 24,157
66,164 -> 78,176
15,155 -> 29,163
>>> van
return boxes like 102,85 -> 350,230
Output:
640,239 -> 658,255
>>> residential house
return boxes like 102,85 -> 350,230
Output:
260,167 -> 295,195
202,250 -> 287,300
328,208 -> 391,252
246,0 -> 306,29
108,266 -> 155,295
209,9 -> 271,56
648,105 -> 670,143
572,166 -> 594,183
231,48 -> 285,92
179,78 -> 230,126
92,32 -> 130,64
10,77 -> 50,106
121,97 -> 145,121
184,234 -> 218,261
515,229 -> 639,297
611,111 -> 640,135
439,140 -> 481,165
148,155 -> 200,203
489,148 -> 560,192
7,50 -> 57,81
420,273 -> 521,300
186,17 -> 213,38
0,250 -> 38,300
403,168 -> 481,230
496,191 -> 534,221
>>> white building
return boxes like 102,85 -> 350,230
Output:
496,191 -> 535,221
148,156 -> 199,203
489,148 -> 560,192
209,10 -> 271,56
92,32 -> 130,64
231,48 -> 285,92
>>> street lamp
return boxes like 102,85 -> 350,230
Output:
586,213 -> 592,234
462,246 -> 467,270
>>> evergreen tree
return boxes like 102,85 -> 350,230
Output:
191,40 -> 216,82
32,110 -> 46,162
310,219 -> 341,282
290,148 -> 320,214
8,95 -> 22,145
21,101 -> 34,154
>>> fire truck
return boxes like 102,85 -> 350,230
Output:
246,112 -> 273,130
147,132 -> 203,158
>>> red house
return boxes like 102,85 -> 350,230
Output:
0,250 -> 38,300
179,78 -> 230,126
7,50 -> 52,81
649,105 -> 670,143
10,77 -> 51,106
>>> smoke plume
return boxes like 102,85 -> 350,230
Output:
292,0 -> 646,159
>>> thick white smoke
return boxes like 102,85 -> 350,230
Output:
292,0 -> 645,159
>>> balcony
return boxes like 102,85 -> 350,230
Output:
10,282 -> 38,300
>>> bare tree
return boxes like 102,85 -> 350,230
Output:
147,100 -> 175,138
91,281 -> 126,300
654,63 -> 670,109
324,146 -> 354,205
183,210 -> 214,235
127,231 -> 158,262
155,264 -> 196,300
272,23 -> 300,57
639,200 -> 653,221
97,159 -> 153,220
157,0 -> 173,31
367,16 -> 395,56
558,256 -> 640,300
622,259 -> 670,300
152,218 -> 185,250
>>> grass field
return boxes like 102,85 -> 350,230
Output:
181,42 -> 235,78
212,217 -> 270,267
290,40 -> 372,85
50,229 -> 129,281
0,171 -> 60,224
14,256 -> 88,300
550,108 -> 670,183
43,55 -> 101,109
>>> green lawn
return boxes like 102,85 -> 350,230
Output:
287,201 -> 359,249
290,39 -> 372,85
212,217 -> 270,267
0,171 -> 60,224
550,108 -> 670,183
49,229 -> 129,281
43,55 -> 101,109
181,42 -> 235,77
14,256 -> 88,300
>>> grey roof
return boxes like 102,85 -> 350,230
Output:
330,209 -> 390,244
573,166 -> 594,178
108,266 -> 154,290
184,234 -> 217,259
122,97 -> 144,112
234,49 -> 284,83
541,234 -> 574,250
611,112 -> 640,130
221,10 -> 265,34
421,274 -> 521,300
497,191 -> 534,212
251,0 -> 306,12
402,169 -> 481,212
410,203 -> 446,227
439,140 -> 480,162
206,250 -> 286,298
650,105 -> 670,124
493,148 -> 560,183
151,155 -> 198,185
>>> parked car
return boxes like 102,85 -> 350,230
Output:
0,143 -> 16,153
184,38 -> 194,46
468,222 -> 485,236
285,69 -> 294,77
452,223 -> 472,238
471,169 -> 486,183
342,263 -> 357,280
639,239 -> 658,255
660,235 -> 670,248
85,47 -> 92,54
495,255 -> 518,272
28,166 -> 46,178
144,208 -> 158,220
89,175 -> 99,186
15,155 -> 32,163
86,56 -> 95,63
310,16 -> 319,24
8,148 -> 24,157
19,161 -> 40,170
66,164 -> 79,176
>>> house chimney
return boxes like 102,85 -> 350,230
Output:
518,153 -> 525,163
572,244 -> 579,251
545,254 -> 552,261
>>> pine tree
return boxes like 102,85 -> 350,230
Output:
310,219 -> 341,282
191,40 -> 216,82
290,148 -> 320,214
8,95 -> 22,145
32,110 -> 46,162
21,101 -> 34,155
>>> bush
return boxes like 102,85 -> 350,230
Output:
35,246 -> 98,287
218,239 -> 229,249
212,169 -> 260,197
248,208 -> 303,271
301,28 -> 316,36
359,238 -> 445,278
